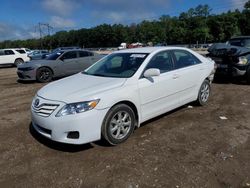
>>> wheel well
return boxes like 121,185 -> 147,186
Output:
15,58 -> 24,62
37,66 -> 54,75
113,101 -> 139,127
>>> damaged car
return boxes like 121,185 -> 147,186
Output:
207,36 -> 250,83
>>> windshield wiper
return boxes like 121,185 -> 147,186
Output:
82,71 -> 106,77
91,73 -> 106,77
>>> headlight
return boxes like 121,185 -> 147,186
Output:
238,56 -> 248,65
56,99 -> 100,117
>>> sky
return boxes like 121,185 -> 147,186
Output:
0,0 -> 248,41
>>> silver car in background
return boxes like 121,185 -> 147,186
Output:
17,49 -> 103,82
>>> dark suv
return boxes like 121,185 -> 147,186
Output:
207,36 -> 250,83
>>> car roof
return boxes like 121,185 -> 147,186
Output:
115,46 -> 189,54
52,49 -> 91,54
230,36 -> 250,40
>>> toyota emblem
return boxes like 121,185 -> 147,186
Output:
34,99 -> 40,107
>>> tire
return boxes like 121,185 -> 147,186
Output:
14,58 -> 24,66
101,104 -> 136,145
196,80 -> 211,106
36,67 -> 53,83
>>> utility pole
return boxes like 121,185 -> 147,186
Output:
35,23 -> 53,49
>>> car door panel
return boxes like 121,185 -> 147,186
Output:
60,51 -> 79,76
138,50 -> 181,122
62,59 -> 78,75
78,57 -> 92,71
171,50 -> 204,105
138,71 -> 181,122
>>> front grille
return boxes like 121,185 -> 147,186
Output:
33,103 -> 59,117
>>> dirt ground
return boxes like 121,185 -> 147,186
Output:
0,67 -> 250,188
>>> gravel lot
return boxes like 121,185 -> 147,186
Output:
0,67 -> 250,188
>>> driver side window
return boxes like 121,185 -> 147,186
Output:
146,51 -> 173,73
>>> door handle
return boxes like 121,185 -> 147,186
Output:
172,74 -> 180,79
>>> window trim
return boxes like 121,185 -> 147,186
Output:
78,50 -> 91,58
61,51 -> 78,60
140,50 -> 175,79
170,49 -> 202,70
4,50 -> 15,55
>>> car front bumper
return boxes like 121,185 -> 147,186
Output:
215,63 -> 247,77
17,69 -> 36,80
31,97 -> 109,145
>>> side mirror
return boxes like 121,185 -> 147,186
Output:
143,68 -> 160,78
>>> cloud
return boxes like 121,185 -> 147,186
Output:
230,0 -> 248,9
0,22 -> 37,41
87,0 -> 170,23
42,0 -> 79,16
49,16 -> 75,28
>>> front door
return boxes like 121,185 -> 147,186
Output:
60,51 -> 79,75
138,50 -> 180,122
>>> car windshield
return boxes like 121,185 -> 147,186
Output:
83,53 -> 149,78
243,39 -> 250,48
229,38 -> 250,48
45,52 -> 63,60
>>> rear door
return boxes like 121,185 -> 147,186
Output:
171,49 -> 204,104
0,50 -> 5,64
1,50 -> 16,64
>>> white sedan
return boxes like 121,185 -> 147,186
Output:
31,47 -> 215,145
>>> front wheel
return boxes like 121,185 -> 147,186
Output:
36,67 -> 53,83
101,104 -> 136,145
196,80 -> 211,106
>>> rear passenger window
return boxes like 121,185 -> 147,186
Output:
0,51 -> 4,56
16,50 -> 26,54
4,50 -> 15,55
146,51 -> 173,73
173,50 -> 201,69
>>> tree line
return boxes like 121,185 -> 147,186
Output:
0,1 -> 250,49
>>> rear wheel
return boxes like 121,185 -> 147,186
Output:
14,58 -> 24,66
101,104 -> 136,145
196,80 -> 211,106
36,67 -> 53,83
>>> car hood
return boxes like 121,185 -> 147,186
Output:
208,43 -> 250,57
21,60 -> 56,67
37,73 -> 127,103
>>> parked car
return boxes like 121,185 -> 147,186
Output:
17,49 -> 103,82
207,36 -> 250,83
31,47 -> 215,145
0,48 -> 30,66
28,50 -> 50,60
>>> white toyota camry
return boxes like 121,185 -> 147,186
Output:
31,47 -> 215,145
